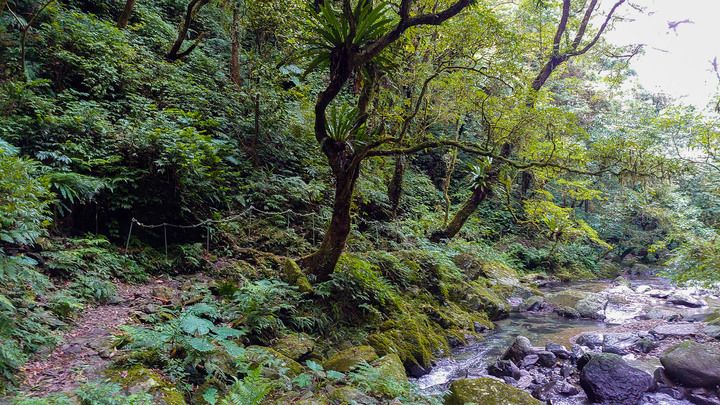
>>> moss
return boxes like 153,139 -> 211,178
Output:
367,312 -> 449,371
273,332 -> 315,361
327,386 -> 377,404
373,353 -> 408,393
282,258 -> 313,294
446,378 -> 543,405
107,366 -> 186,405
448,280 -> 508,320
323,345 -> 379,373
246,345 -> 303,378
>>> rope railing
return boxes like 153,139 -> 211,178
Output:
125,205 -> 407,256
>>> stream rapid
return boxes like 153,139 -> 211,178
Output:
415,275 -> 720,403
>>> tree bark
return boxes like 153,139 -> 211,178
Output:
430,185 -> 491,242
117,0 -> 136,29
230,5 -> 241,85
387,157 -> 405,218
168,0 -> 209,60
298,162 -> 361,282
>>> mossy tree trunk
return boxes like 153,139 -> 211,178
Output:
168,0 -> 209,60
430,185 -> 491,242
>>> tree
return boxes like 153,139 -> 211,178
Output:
430,0 -> 628,242
296,0 -> 478,282
116,0 -> 136,29
168,0 -> 211,60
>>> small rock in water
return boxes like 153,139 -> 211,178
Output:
651,323 -> 698,338
646,307 -> 683,321
502,336 -> 536,364
556,306 -> 581,319
488,359 -> 521,379
546,342 -> 571,359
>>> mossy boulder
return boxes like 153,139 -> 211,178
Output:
324,346 -> 379,373
598,261 -> 622,278
450,280 -> 508,320
545,290 -> 586,308
660,341 -> 720,387
282,258 -> 313,294
246,345 -> 303,378
445,378 -> 543,405
368,315 -> 449,374
273,332 -> 315,361
328,386 -> 378,404
373,353 -> 408,394
107,366 -> 186,405
480,262 -> 538,300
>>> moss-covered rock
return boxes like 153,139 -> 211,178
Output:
246,345 -> 303,378
368,314 -> 448,373
282,258 -> 313,294
324,346 -> 379,373
449,280 -> 508,320
545,290 -> 586,308
273,332 -> 315,361
445,378 -> 543,405
373,353 -> 408,394
107,366 -> 186,405
327,386 -> 378,404
598,261 -> 622,279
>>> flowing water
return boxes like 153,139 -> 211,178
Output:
416,276 -> 720,404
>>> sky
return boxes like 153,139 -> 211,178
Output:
603,0 -> 720,108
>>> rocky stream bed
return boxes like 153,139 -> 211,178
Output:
418,273 -> 720,405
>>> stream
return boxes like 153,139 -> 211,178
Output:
415,275 -> 720,404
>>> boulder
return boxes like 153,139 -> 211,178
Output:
645,308 -> 683,321
546,290 -> 586,309
446,378 -> 543,405
520,354 -> 539,368
488,359 -> 522,379
520,273 -> 554,287
536,351 -> 556,367
613,276 -> 630,287
532,380 -> 579,401
602,332 -> 642,355
373,353 -> 408,394
502,336 -> 536,364
283,259 -> 314,294
667,291 -> 706,308
545,342 -> 570,359
246,346 -> 303,378
650,323 -> 698,338
273,332 -> 315,361
636,285 -> 652,294
556,306 -> 581,319
327,387 -> 377,404
575,294 -> 608,320
660,341 -> 720,387
647,289 -> 671,298
579,353 -> 656,405
111,366 -> 186,405
520,296 -> 545,312
323,346 -> 379,373
575,332 -> 604,349
704,325 -> 720,340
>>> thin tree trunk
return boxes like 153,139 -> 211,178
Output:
117,0 -> 136,29
298,164 -> 360,282
430,185 -> 491,242
230,5 -> 241,85
387,157 -> 405,218
168,0 -> 209,60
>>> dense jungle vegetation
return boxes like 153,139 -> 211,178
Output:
1,0 -> 720,403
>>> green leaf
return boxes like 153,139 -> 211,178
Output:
189,337 -> 215,352
181,314 -> 214,336
203,388 -> 218,405
326,370 -> 346,379
306,360 -> 323,373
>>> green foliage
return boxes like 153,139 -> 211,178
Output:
14,380 -> 153,405
348,360 -> 409,398
204,368 -> 272,405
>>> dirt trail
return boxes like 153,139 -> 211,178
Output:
20,283 -> 153,395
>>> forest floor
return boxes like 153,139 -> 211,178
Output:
18,280 -> 176,397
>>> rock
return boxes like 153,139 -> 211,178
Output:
704,325 -> 720,339
488,359 -> 522,379
521,354 -> 539,368
521,296 -> 545,312
273,333 -> 315,361
575,294 -> 608,320
546,290 -> 587,309
637,338 -> 659,354
502,336 -> 536,364
38,312 -> 67,330
323,346 -> 379,373
647,289 -> 672,298
613,276 -> 630,287
575,332 -> 604,349
660,341 -> 720,387
636,285 -> 653,294
545,342 -> 570,359
579,353 -> 656,405
520,273 -> 554,287
556,306 -> 581,319
151,286 -> 181,307
630,263 -> 652,276
667,291 -> 706,308
446,378 -> 543,405
532,380 -> 579,401
282,258 -> 313,294
457,281 -> 509,320
646,308 -> 683,321
688,393 -> 720,405
602,332 -> 641,355
246,346 -> 303,378
373,353 -> 408,395
571,344 -> 588,364
111,367 -> 186,405
651,323 -> 698,338
409,363 -> 432,378
536,351 -> 556,367
327,387 -> 378,404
